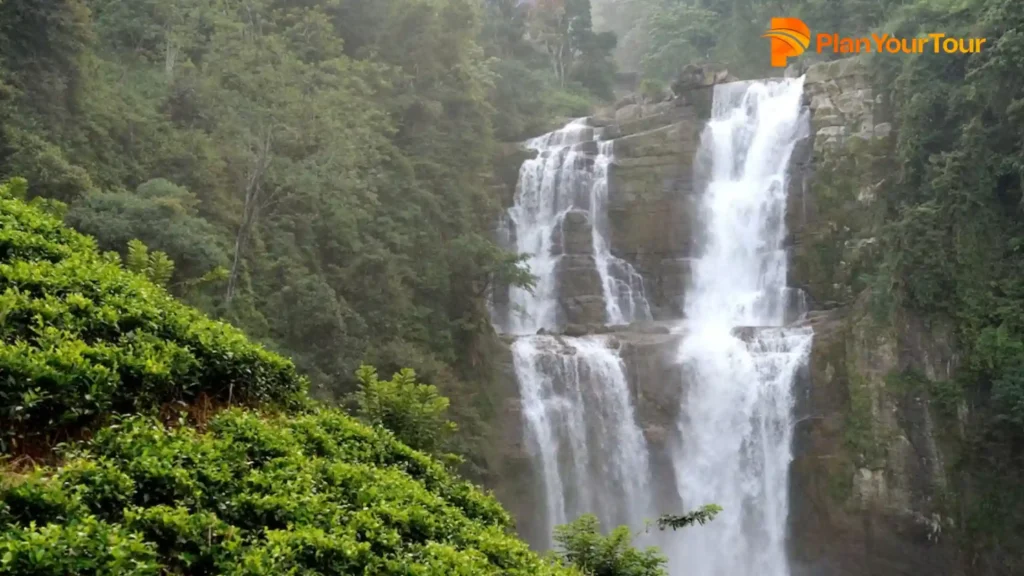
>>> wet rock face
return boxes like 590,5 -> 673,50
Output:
786,57 -> 895,311
671,63 -> 738,97
789,302 -> 962,576
599,101 -> 704,320
787,57 -> 964,576
551,210 -> 593,257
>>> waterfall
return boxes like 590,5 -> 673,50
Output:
668,79 -> 813,575
495,86 -> 812,568
495,119 -> 654,547
498,119 -> 651,335
513,335 -> 652,547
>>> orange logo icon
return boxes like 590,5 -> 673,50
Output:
763,18 -> 811,67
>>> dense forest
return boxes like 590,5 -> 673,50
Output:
3,0 -> 1024,572
0,0 -> 626,477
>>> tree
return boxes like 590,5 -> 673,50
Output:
656,504 -> 722,530
125,238 -> 175,287
66,179 -> 230,287
638,0 -> 720,81
528,0 -> 615,94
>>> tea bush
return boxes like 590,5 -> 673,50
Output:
0,409 -> 573,575
0,181 -> 307,451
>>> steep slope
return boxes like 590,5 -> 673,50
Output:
0,179 -> 573,575
1,409 -> 570,575
0,179 -> 306,454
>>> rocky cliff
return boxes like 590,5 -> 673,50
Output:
787,57 -> 964,576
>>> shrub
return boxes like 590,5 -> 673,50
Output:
352,365 -> 458,459
0,180 -> 307,452
0,409 -> 573,575
553,515 -> 666,576
638,79 -> 666,104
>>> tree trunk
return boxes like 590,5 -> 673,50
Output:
226,127 -> 273,304
164,22 -> 178,83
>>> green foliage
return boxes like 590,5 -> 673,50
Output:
547,87 -> 598,119
525,0 -> 619,100
550,506 -> 719,576
0,409 -> 573,575
65,179 -> 229,287
638,79 -> 666,103
0,0 -> 557,458
638,1 -> 721,81
553,515 -> 666,576
606,0 -> 916,81
655,504 -> 722,531
124,239 -> 175,288
0,128 -> 96,202
352,365 -> 459,461
0,182 -> 306,452
0,516 -> 160,575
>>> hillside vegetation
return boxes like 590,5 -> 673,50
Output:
0,179 -> 306,454
0,180 -> 582,574
2,409 -> 570,575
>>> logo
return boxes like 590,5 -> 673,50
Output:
762,17 -> 987,67
763,18 -> 811,68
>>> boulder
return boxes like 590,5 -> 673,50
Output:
670,63 -> 737,97
551,210 -> 593,256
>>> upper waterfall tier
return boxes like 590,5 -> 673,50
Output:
491,119 -> 652,335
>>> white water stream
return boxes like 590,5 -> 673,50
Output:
668,78 -> 813,576
513,335 -> 652,548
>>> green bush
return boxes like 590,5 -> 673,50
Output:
0,409 -> 572,575
0,180 -> 306,451
553,515 -> 666,576
352,365 -> 458,460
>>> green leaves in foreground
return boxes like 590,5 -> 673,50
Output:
0,181 -> 307,452
0,409 -> 573,575
552,506 -> 722,576
554,515 -> 666,576
656,504 -> 722,531
352,365 -> 458,461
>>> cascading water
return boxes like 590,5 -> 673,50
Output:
498,119 -> 651,335
668,78 -> 813,575
513,336 -> 652,548
493,119 -> 654,548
